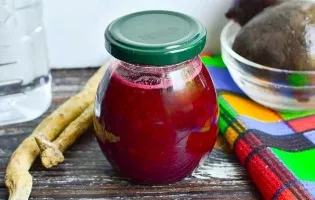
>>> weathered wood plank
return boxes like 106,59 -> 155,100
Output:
0,69 -> 261,199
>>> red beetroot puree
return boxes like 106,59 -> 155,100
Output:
94,57 -> 219,184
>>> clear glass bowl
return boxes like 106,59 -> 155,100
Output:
221,21 -> 315,111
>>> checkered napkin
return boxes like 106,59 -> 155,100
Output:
201,53 -> 315,200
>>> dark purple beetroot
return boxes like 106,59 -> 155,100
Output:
226,0 -> 283,26
232,1 -> 315,71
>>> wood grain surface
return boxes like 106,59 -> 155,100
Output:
0,69 -> 261,200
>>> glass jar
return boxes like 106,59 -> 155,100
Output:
0,0 -> 51,126
94,11 -> 219,184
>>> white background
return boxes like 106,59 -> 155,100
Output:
43,0 -> 234,68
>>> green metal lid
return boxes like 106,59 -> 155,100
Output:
105,10 -> 206,66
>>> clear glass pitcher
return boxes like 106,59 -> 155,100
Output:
0,0 -> 51,126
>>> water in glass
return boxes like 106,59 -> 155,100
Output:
0,0 -> 51,126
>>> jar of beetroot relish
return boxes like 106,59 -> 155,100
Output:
94,10 -> 219,184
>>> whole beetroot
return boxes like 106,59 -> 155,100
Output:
232,1 -> 315,71
226,0 -> 283,26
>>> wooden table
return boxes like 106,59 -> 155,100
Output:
0,69 -> 261,199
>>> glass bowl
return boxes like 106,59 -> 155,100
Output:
220,21 -> 315,111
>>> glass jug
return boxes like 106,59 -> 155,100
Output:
0,0 -> 51,126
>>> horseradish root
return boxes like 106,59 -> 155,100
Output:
5,65 -> 106,200
35,134 -> 64,168
35,104 -> 94,168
